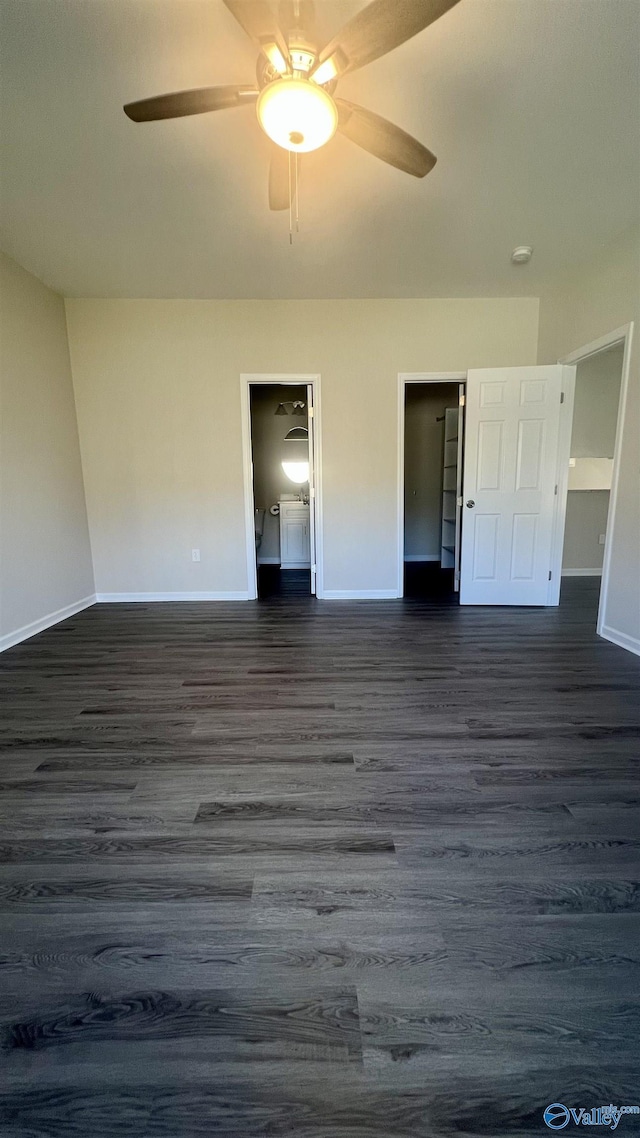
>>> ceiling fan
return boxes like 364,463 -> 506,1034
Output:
123,0 -> 460,211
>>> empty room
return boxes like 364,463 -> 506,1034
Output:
1,1 -> 639,1135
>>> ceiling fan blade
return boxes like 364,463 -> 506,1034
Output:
313,0 -> 460,80
124,85 -> 258,122
269,146 -> 291,211
222,0 -> 290,72
336,99 -> 436,178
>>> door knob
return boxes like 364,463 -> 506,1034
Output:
466,499 -> 475,508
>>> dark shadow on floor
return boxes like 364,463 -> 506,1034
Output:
404,560 -> 457,602
257,566 -> 312,599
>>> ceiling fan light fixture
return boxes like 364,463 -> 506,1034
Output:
310,47 -> 347,86
310,57 -> 339,86
257,77 -> 338,153
261,41 -> 289,75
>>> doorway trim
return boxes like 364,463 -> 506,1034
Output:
240,373 -> 324,600
397,372 -> 467,599
554,322 -> 634,643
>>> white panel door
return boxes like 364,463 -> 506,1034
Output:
460,366 -> 564,605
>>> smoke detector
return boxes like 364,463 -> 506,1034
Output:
511,245 -> 533,264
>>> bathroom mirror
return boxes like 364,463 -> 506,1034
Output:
282,426 -> 309,484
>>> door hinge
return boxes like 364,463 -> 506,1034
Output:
308,407 -> 314,418
310,487 -> 315,498
560,392 -> 565,404
457,496 -> 463,507
311,564 -> 316,573
459,394 -> 466,407
548,570 -> 552,580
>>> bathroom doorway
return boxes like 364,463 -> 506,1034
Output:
554,328 -> 632,641
240,374 -> 323,600
398,375 -> 466,600
561,344 -> 623,590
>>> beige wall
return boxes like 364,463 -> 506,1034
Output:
0,252 -> 94,647
538,225 -> 640,650
571,343 -> 624,460
563,491 -> 610,574
65,297 -> 539,597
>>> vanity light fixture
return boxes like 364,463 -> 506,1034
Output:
274,400 -> 306,416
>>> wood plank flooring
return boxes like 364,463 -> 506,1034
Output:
1,578 -> 639,1137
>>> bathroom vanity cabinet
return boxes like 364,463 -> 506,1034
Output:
279,500 -> 311,568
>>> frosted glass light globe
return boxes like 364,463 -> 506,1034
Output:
257,78 -> 338,154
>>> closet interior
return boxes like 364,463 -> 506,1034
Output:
403,381 -> 464,599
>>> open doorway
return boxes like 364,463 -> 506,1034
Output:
241,375 -> 321,601
558,335 -> 629,629
400,378 -> 465,600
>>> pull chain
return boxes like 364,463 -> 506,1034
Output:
288,151 -> 300,244
288,150 -> 293,244
295,152 -> 299,233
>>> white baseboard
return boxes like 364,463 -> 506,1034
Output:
600,624 -> 640,658
96,591 -> 252,602
404,554 -> 440,563
561,568 -> 603,577
257,557 -> 280,565
0,594 -> 96,653
322,589 -> 399,600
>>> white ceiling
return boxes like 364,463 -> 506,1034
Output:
1,0 -> 638,298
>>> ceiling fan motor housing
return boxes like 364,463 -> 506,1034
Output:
288,42 -> 316,74
256,36 -> 338,93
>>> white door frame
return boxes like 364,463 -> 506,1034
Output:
397,372 -> 467,598
545,364 -> 577,604
552,323 -> 634,636
240,373 -> 323,600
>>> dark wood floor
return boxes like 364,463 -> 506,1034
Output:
1,579 -> 639,1137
